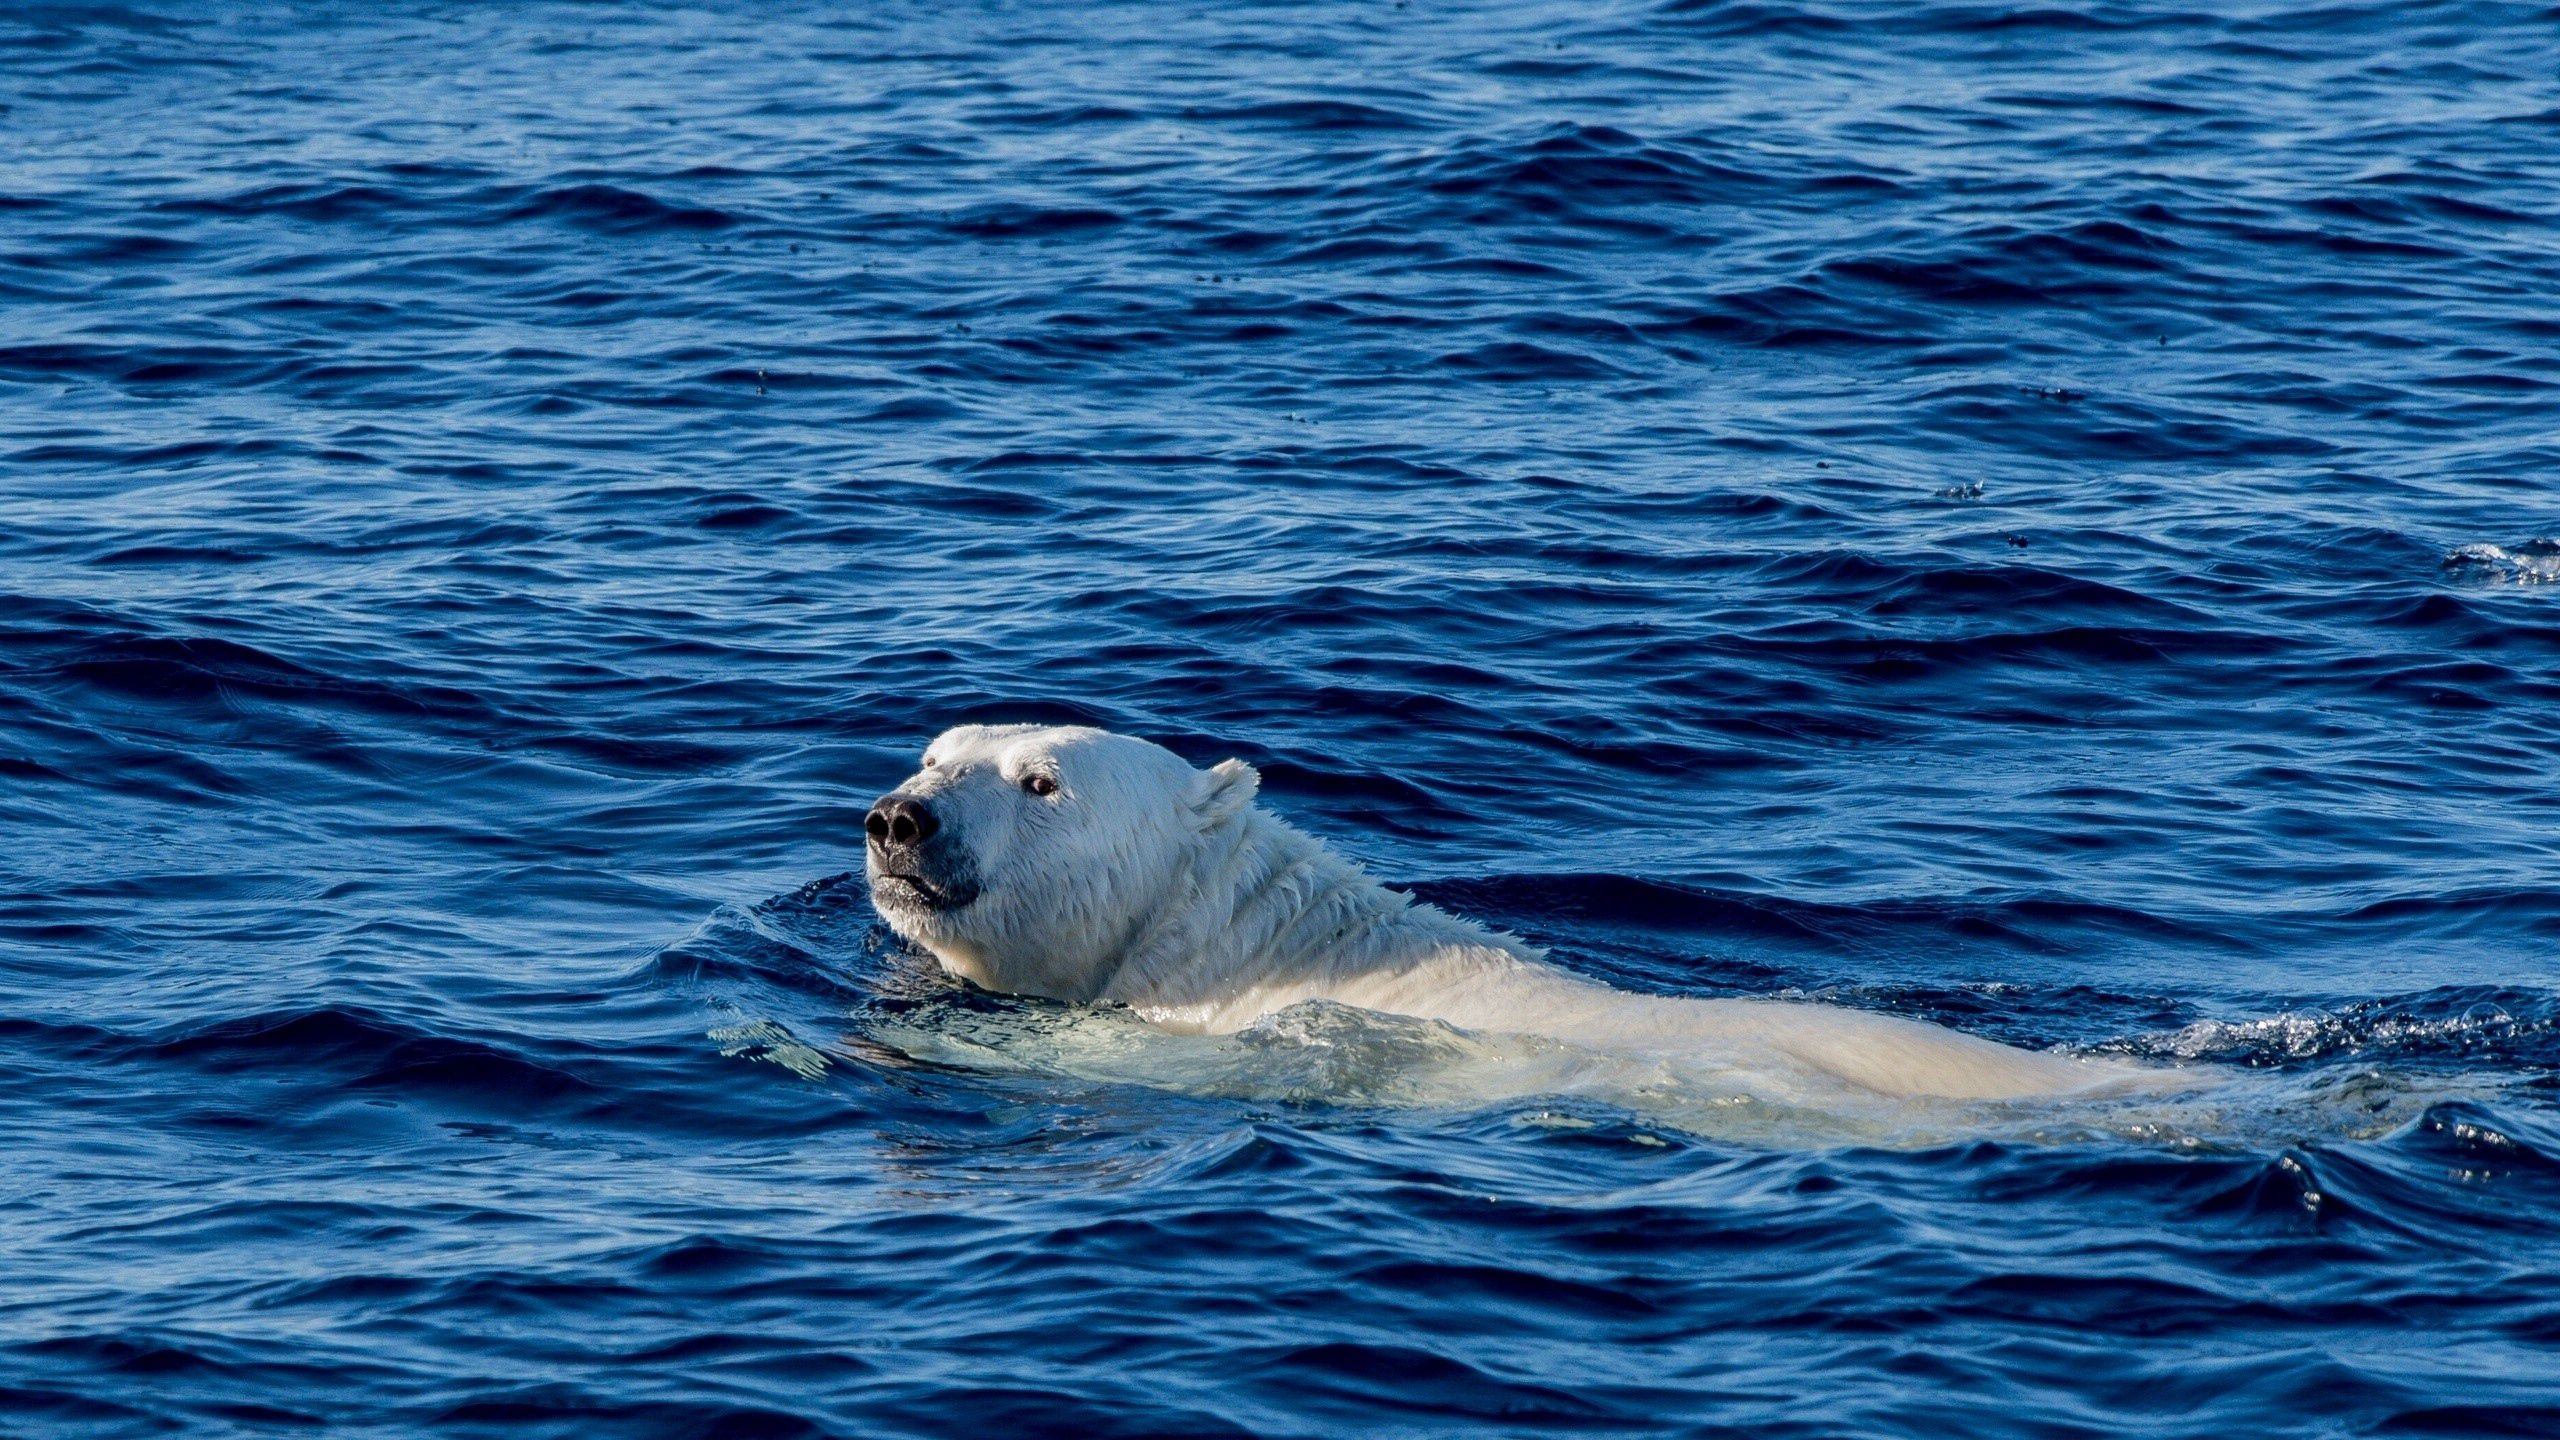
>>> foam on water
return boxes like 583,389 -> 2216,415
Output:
2446,539 -> 2560,585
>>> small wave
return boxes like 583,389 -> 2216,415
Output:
646,895 -> 877,1004
1429,340 -> 1624,381
1404,121 -> 1772,216
157,182 -> 416,223
131,1006 -> 615,1108
941,204 -> 1123,239
1416,872 -> 2238,972
2112,987 -> 2560,1070
13,625 -> 503,730
2445,539 -> 2560,584
2399,1100 -> 2560,1182
1655,0 -> 1853,37
1180,99 -> 1423,132
496,182 -> 737,234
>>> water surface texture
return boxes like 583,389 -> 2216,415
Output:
7,2 -> 2560,1435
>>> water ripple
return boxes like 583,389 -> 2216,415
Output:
4,0 -> 2558,1434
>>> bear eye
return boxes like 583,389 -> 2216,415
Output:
1022,774 -> 1058,797
922,756 -> 938,768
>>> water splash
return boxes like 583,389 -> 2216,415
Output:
2444,539 -> 2560,584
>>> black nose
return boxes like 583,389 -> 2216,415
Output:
865,795 -> 938,847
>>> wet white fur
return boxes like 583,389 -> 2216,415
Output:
868,724 -> 2145,1102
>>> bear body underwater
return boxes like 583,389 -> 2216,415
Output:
864,723 -> 2144,1102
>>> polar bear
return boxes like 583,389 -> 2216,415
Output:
864,723 -> 2147,1102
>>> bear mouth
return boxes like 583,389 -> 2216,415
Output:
873,870 -> 978,911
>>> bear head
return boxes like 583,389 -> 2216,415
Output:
863,723 -> 1259,1001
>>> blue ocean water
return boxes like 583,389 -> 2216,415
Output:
6,0 -> 2560,1434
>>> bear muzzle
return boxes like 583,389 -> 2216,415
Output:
865,792 -> 981,912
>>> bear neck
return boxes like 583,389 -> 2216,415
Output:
1094,802 -> 1532,1018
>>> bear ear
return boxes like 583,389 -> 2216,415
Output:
1194,758 -> 1260,824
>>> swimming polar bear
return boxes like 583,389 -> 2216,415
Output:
864,723 -> 2148,1102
